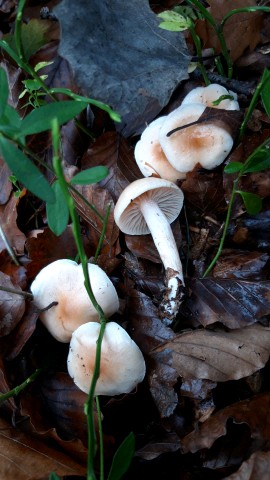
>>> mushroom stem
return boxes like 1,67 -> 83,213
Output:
139,197 -> 184,317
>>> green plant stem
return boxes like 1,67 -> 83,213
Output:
202,178 -> 238,278
93,203 -> 111,263
0,223 -> 19,266
96,396 -> 104,480
0,368 -> 42,404
14,0 -> 26,62
221,7 -> 270,28
238,72 -> 270,141
52,119 -> 107,480
187,0 -> 233,78
188,20 -> 210,85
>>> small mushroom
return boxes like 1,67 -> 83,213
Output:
114,177 -> 184,318
134,117 -> 186,182
67,321 -> 146,396
181,83 -> 239,110
159,103 -> 234,173
31,259 -> 119,342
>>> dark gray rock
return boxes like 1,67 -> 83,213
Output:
54,0 -> 190,136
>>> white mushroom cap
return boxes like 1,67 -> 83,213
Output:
159,103 -> 234,173
114,177 -> 183,235
31,259 -> 119,342
134,117 -> 186,183
181,84 -> 239,110
67,321 -> 146,396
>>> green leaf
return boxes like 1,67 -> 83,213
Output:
20,100 -> 88,136
21,78 -> 41,93
34,61 -> 54,72
0,137 -> 55,203
70,166 -> 109,185
159,21 -> 188,31
224,162 -> 244,174
4,19 -> 53,61
107,432 -> 135,480
0,68 -> 8,118
48,473 -> 61,480
158,10 -> 190,30
242,146 -> 270,173
237,190 -> 262,215
46,181 -> 69,236
261,69 -> 270,117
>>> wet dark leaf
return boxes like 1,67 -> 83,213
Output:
186,278 -> 270,328
181,392 -> 270,454
0,271 -> 25,336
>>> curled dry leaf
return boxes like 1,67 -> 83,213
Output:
0,194 -> 26,256
224,450 -> 270,480
185,278 -> 270,329
150,324 -> 270,383
0,271 -> 25,336
181,392 -> 270,454
0,416 -> 86,480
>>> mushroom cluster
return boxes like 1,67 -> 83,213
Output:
134,83 -> 239,182
31,259 -> 146,395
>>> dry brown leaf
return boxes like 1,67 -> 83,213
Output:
0,271 -> 25,336
71,184 -> 120,257
181,392 -> 270,454
186,278 -> 270,329
197,0 -> 264,62
0,156 -> 12,205
151,324 -> 270,382
81,131 -> 142,202
224,451 -> 270,480
0,194 -> 26,256
0,416 -> 86,480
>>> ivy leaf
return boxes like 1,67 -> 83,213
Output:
0,137 -> 55,203
0,68 -> 8,117
107,432 -> 135,480
237,190 -> 262,215
46,181 -> 69,236
261,68 -> 270,117
70,166 -> 109,185
20,100 -> 88,136
224,161 -> 243,174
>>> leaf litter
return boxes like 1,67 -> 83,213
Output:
0,1 -> 270,479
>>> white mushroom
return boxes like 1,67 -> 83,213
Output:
181,83 -> 239,110
159,103 -> 234,173
114,177 -> 184,319
134,117 -> 186,182
67,321 -> 146,396
31,259 -> 119,342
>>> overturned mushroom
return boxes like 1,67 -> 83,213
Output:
114,177 -> 184,319
134,117 -> 186,182
31,259 -> 119,342
181,83 -> 239,110
159,103 -> 234,174
67,321 -> 146,396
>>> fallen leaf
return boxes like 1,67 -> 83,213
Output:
0,194 -> 26,256
186,278 -> 270,328
212,250 -> 269,280
151,324 -> 270,382
0,271 -> 25,336
181,392 -> 270,454
0,415 -> 86,479
54,0 -> 190,135
196,0 -> 264,62
224,450 -> 270,479
135,433 -> 180,460
0,156 -> 12,205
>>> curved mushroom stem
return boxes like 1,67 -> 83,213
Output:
139,197 -> 185,320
